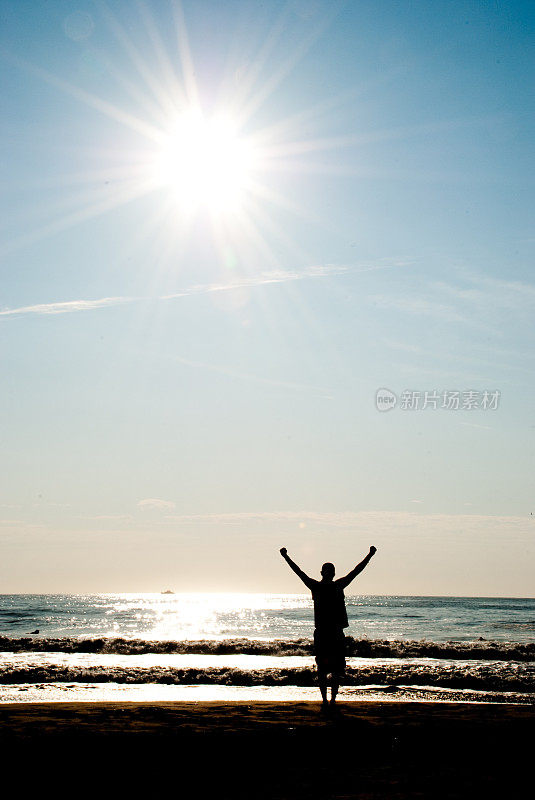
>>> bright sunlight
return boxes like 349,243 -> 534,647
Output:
154,111 -> 259,215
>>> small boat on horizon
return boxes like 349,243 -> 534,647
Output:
161,589 -> 174,594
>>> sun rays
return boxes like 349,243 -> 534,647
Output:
2,1 -> 350,277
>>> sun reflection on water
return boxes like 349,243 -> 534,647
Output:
96,592 -> 312,641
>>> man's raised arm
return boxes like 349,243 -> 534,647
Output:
337,546 -> 377,589
280,548 -> 315,589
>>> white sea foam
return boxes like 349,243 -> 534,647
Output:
1,681 -> 532,705
0,652 -> 533,692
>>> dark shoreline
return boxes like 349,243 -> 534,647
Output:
2,700 -> 533,798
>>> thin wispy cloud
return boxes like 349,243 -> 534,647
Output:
0,519 -> 49,529
382,335 -> 532,377
382,338 -> 423,354
162,509 -> 530,529
160,263 -> 349,301
459,421 -> 493,431
432,275 -> 535,310
0,296 -> 136,317
161,352 -> 334,399
379,272 -> 535,316
369,294 -> 467,324
369,272 -> 535,346
0,262 -> 393,319
137,498 -> 176,511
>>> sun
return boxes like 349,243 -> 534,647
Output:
11,3 -> 346,264
153,111 -> 259,216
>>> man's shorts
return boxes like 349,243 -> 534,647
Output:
313,627 -> 346,676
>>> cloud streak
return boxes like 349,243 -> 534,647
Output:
137,498 -> 176,511
0,264 -> 352,318
0,296 -> 136,317
371,272 -> 535,325
162,509 -> 532,531
147,351 -> 334,398
0,261 -> 404,319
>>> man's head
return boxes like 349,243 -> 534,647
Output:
321,562 -> 335,581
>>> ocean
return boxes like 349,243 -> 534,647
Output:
1,594 -> 534,704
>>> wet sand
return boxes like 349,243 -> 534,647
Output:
1,700 -> 532,798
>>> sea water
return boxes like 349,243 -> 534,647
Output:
1,594 -> 534,703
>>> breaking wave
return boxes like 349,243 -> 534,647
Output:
1,636 -> 534,662
1,661 -> 534,692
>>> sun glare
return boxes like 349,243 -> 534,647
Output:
8,3 -> 344,264
154,111 -> 258,215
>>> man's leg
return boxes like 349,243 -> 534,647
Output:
318,669 -> 328,704
314,629 -> 329,705
330,677 -> 339,704
330,630 -> 345,703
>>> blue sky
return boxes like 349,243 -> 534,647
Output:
1,0 -> 534,594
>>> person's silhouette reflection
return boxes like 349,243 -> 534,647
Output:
280,546 -> 377,707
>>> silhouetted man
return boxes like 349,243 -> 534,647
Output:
280,546 -> 377,706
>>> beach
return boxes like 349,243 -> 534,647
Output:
1,594 -> 533,796
2,699 -> 533,798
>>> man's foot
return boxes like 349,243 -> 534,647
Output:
329,697 -> 342,714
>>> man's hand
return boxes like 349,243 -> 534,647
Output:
369,546 -> 377,556
280,547 -> 288,557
